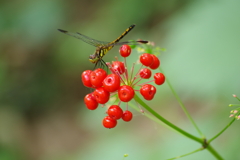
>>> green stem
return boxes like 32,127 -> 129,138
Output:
235,96 -> 240,101
167,147 -> 204,160
129,102 -> 181,133
229,104 -> 240,107
159,67 -> 204,138
207,144 -> 224,160
134,94 -> 202,143
208,118 -> 235,143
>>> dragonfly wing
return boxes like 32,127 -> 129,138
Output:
58,29 -> 109,47
105,40 -> 148,47
76,32 -> 110,46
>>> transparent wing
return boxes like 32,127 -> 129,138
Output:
105,40 -> 148,47
58,29 -> 110,47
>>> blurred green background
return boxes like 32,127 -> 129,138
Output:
0,0 -> 240,159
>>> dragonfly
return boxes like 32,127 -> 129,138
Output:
58,24 -> 148,68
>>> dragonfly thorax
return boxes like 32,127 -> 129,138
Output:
89,46 -> 110,64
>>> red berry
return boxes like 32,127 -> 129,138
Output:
107,105 -> 123,120
93,87 -> 110,104
81,70 -> 93,88
140,53 -> 153,66
103,74 -> 120,92
111,61 -> 125,74
122,110 -> 133,122
139,68 -> 152,79
102,116 -> 117,128
119,45 -> 131,57
84,93 -> 98,110
149,54 -> 160,70
90,68 -> 107,88
140,84 -> 156,100
118,85 -> 135,102
154,73 -> 165,85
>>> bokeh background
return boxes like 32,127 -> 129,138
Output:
1,0 -> 240,159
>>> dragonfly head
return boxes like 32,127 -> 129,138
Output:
89,54 -> 99,64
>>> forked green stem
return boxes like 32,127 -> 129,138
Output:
134,94 -> 223,159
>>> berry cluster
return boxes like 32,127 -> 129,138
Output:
82,44 -> 165,128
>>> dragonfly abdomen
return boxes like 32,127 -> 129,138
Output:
110,24 -> 135,44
